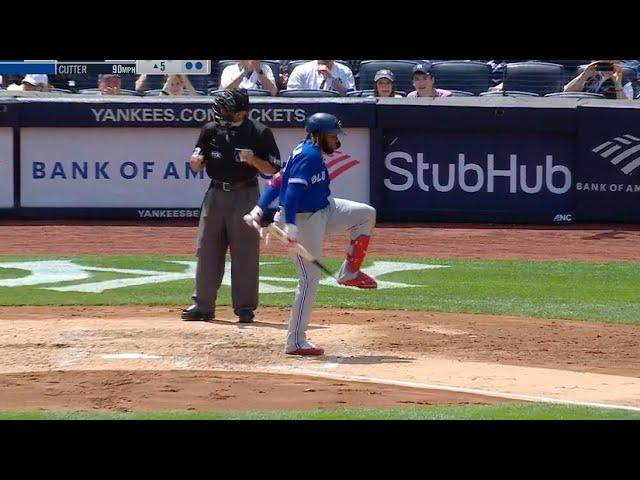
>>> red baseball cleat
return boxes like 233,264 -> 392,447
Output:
339,271 -> 378,289
286,346 -> 325,356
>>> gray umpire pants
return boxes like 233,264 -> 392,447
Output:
277,197 -> 376,352
191,184 -> 260,317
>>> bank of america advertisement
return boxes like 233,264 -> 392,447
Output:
0,129 -> 13,208
20,128 -> 369,208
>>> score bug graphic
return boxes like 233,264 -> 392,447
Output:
136,60 -> 211,75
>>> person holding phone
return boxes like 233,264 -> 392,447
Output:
564,60 -> 634,99
181,88 -> 281,324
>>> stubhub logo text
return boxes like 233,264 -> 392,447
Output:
384,152 -> 572,194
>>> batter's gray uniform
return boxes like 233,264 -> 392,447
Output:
275,198 -> 375,352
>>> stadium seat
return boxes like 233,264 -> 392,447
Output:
246,88 -> 272,96
544,91 -> 605,99
50,87 -> 74,94
278,89 -> 341,98
346,89 -> 406,97
357,60 -> 418,93
430,61 -> 491,95
539,60 -> 591,71
480,90 -> 540,97
504,62 -> 564,96
144,89 -> 206,96
447,90 -> 476,96
77,88 -> 138,96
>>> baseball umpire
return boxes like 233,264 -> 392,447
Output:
181,88 -> 281,323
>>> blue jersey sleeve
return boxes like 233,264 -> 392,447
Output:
257,184 -> 280,212
283,182 -> 306,225
257,173 -> 283,211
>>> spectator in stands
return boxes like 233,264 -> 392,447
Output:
219,60 -> 278,96
6,74 -> 50,92
98,74 -> 122,95
135,74 -> 152,93
564,60 -> 633,99
277,60 -> 291,90
161,74 -> 198,96
407,63 -> 452,98
368,69 -> 402,98
286,60 -> 355,96
0,75 -> 3,88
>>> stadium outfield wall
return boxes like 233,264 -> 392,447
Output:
0,95 -> 639,223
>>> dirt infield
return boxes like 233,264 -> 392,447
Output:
2,220 -> 640,261
1,221 -> 639,413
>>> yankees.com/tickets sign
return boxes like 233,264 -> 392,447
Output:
19,128 -> 370,209
0,128 -> 13,208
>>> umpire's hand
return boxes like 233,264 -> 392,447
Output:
190,153 -> 205,172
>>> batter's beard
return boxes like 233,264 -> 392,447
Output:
319,136 -> 341,154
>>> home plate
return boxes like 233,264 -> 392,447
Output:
101,353 -> 161,360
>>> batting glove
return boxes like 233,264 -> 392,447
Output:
284,223 -> 298,248
243,206 -> 264,237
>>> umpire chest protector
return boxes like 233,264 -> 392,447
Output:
200,118 -> 277,185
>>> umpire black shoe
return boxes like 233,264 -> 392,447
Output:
237,311 -> 255,324
181,305 -> 214,321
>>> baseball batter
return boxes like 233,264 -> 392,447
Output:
245,112 -> 377,356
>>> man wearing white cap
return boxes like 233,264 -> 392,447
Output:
7,74 -> 49,92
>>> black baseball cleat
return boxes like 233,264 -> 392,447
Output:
237,311 -> 255,324
181,305 -> 214,321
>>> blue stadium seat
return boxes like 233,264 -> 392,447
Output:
539,60 -> 591,71
544,91 -> 605,99
480,90 -> 541,97
504,62 -> 564,96
357,60 -> 418,93
346,89 -> 407,97
144,89 -> 206,96
50,88 -> 74,94
430,61 -> 491,95
246,88 -> 272,96
447,90 -> 476,96
278,89 -> 341,98
77,88 -> 138,96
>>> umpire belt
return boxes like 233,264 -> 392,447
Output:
210,178 -> 258,192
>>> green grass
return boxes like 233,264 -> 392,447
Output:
0,255 -> 639,324
1,403 -> 639,420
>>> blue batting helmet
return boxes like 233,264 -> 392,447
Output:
304,112 -> 344,135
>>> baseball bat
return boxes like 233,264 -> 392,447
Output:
265,223 -> 339,280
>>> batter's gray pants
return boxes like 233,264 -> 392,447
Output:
277,197 -> 376,352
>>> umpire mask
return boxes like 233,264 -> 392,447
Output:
213,88 -> 250,131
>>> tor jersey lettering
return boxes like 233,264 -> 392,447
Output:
280,139 -> 331,213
